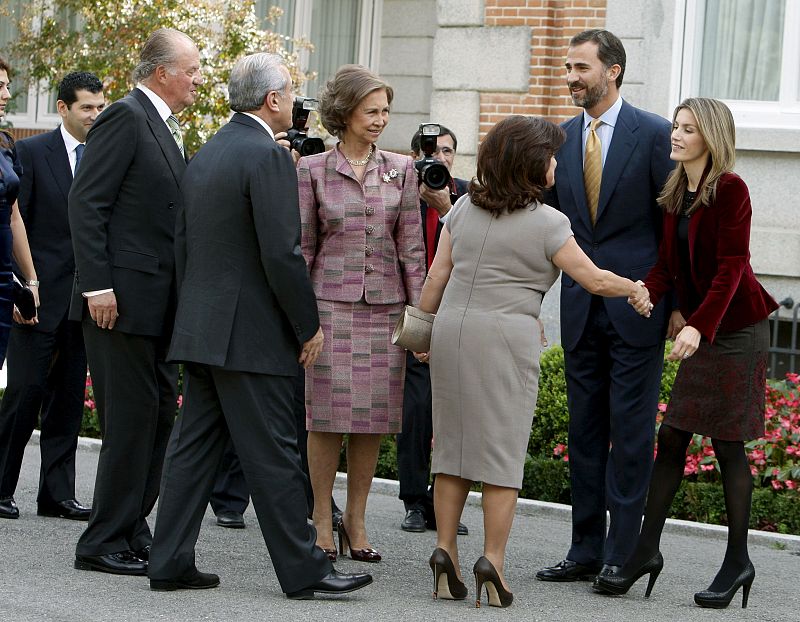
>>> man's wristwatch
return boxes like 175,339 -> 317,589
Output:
26,279 -> 40,287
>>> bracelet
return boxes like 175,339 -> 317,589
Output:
26,279 -> 40,287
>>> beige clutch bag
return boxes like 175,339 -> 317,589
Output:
391,305 -> 435,352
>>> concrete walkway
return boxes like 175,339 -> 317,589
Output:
2,435 -> 798,622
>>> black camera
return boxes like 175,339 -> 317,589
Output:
414,123 -> 451,190
286,97 -> 325,156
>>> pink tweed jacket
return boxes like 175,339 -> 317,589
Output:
298,144 -> 425,305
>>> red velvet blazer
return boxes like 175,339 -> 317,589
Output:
644,172 -> 777,343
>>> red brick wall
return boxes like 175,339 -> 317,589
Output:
481,0 -> 606,139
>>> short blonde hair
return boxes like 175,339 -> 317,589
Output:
317,65 -> 393,138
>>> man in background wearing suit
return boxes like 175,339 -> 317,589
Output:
69,28 -> 202,576
397,125 -> 469,535
536,30 -> 675,587
0,72 -> 104,522
148,52 -> 372,599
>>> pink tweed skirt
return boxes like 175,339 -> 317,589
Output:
305,299 -> 405,434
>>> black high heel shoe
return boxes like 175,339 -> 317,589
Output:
594,552 -> 663,597
429,548 -> 467,600
694,561 -> 755,609
473,556 -> 513,608
336,517 -> 381,563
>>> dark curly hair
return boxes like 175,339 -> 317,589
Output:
469,116 -> 565,216
317,65 -> 393,139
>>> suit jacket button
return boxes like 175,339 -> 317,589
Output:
365,264 -> 374,273
365,206 -> 375,216
168,202 -> 175,209
365,225 -> 374,234
592,243 -> 599,250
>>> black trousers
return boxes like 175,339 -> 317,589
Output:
0,318 -> 87,503
564,299 -> 664,566
209,368 -> 313,517
149,364 -> 331,593
76,320 -> 177,556
397,351 -> 434,514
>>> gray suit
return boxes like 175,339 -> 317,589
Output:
148,113 -> 330,592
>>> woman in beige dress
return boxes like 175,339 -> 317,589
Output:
415,116 -> 652,608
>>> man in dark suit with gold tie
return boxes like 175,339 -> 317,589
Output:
536,30 -> 675,586
0,72 -> 104,522
69,28 -> 202,575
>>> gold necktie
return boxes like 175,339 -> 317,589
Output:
166,114 -> 184,156
584,118 -> 602,225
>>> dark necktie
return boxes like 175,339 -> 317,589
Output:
75,143 -> 85,174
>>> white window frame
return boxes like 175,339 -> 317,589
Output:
671,0 -> 800,130
276,0 -> 382,95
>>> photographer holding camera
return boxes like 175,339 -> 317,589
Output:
398,124 -> 469,535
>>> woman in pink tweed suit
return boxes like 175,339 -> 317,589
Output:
297,65 -> 425,563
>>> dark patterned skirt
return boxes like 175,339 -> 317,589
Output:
305,298 -> 405,434
664,319 -> 769,441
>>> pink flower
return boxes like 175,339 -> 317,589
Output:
177,395 -> 184,408
771,479 -> 784,490
785,480 -> 796,490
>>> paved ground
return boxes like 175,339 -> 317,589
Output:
2,436 -> 799,622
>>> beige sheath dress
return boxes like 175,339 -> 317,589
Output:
430,196 -> 573,488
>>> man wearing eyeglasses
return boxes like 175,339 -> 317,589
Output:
397,125 -> 469,535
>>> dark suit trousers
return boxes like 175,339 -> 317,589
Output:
397,351 -> 434,513
76,319 -> 177,556
0,318 -> 87,502
209,438 -> 249,516
564,298 -> 664,566
149,364 -> 331,593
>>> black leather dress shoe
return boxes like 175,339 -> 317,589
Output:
285,569 -> 373,600
425,514 -> 469,536
134,545 -> 150,562
592,564 -> 621,593
216,511 -> 246,529
37,498 -> 91,521
0,496 -> 19,519
74,551 -> 148,575
536,559 -> 603,582
150,568 -> 220,591
401,508 -> 426,532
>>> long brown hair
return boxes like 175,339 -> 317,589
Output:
658,97 -> 736,215
0,55 -> 13,151
470,116 -> 565,216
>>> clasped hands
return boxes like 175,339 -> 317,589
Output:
627,280 -> 653,318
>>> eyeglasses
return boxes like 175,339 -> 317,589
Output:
433,147 -> 455,156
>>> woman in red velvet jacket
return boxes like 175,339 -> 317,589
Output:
595,98 -> 777,609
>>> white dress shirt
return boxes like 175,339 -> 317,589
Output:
60,124 -> 83,177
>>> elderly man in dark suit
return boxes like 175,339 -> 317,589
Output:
0,72 -> 104,522
69,28 -> 202,576
536,30 -> 675,587
148,52 -> 372,599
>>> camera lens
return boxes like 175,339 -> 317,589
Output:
296,136 -> 325,156
422,162 -> 450,190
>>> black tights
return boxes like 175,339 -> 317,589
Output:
623,424 -> 752,591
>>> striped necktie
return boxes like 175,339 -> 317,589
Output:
166,114 -> 184,156
583,118 -> 602,225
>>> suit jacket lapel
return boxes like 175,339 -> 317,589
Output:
131,88 -> 187,183
561,116 -> 593,232
44,128 -> 73,203
596,101 -> 638,223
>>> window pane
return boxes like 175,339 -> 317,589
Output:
0,0 -> 29,114
306,0 -> 362,96
255,1 -> 296,39
699,0 -> 785,101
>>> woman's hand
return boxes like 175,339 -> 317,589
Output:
666,310 -> 686,340
667,325 -> 701,361
627,281 -> 653,317
414,351 -> 430,363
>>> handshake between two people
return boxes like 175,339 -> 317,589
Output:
627,280 -> 653,318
